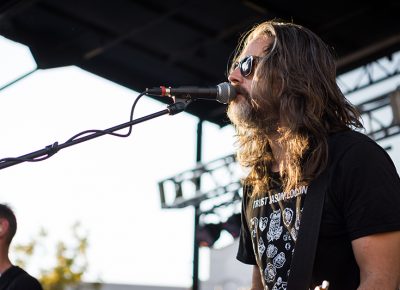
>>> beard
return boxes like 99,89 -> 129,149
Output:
227,85 -> 279,133
227,87 -> 257,128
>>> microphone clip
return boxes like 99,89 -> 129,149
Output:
167,97 -> 192,115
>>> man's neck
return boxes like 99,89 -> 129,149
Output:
268,137 -> 286,173
0,249 -> 13,274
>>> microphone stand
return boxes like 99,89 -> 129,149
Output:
0,100 -> 190,170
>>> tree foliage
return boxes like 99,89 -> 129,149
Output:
13,222 -> 101,290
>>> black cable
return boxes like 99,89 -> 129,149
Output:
0,91 -> 146,164
66,91 -> 146,142
0,142 -> 59,163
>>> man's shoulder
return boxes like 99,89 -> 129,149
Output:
328,129 -> 373,146
328,130 -> 377,156
9,266 -> 42,290
326,129 -> 390,171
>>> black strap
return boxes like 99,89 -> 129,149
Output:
287,169 -> 329,290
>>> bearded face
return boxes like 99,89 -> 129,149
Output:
227,84 -> 280,134
227,35 -> 280,133
227,86 -> 257,128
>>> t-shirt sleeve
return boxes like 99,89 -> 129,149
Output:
334,140 -> 400,240
236,191 -> 257,265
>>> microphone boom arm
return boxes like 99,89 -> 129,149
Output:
0,99 -> 191,170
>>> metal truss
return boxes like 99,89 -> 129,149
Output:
357,88 -> 400,141
158,154 -> 242,210
338,51 -> 400,95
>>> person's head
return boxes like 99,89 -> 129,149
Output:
227,20 -> 362,194
0,204 -> 17,246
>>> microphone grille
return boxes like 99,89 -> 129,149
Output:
217,82 -> 236,104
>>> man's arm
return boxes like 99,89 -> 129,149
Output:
352,231 -> 400,290
250,265 -> 264,290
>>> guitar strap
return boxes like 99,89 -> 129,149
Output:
287,168 -> 330,290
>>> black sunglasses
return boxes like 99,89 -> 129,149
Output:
232,55 -> 260,77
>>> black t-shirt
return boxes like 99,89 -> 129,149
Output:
0,266 -> 43,290
236,130 -> 400,290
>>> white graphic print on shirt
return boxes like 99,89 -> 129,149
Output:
267,210 -> 283,242
259,217 -> 268,231
251,217 -> 258,238
265,263 -> 277,283
267,244 -> 278,258
282,208 -> 293,228
249,185 -> 308,290
272,277 -> 287,290
273,252 -> 286,268
258,237 -> 266,257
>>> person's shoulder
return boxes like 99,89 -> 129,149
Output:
327,129 -> 391,167
328,129 -> 373,146
327,129 -> 397,171
12,266 -> 43,290
328,129 -> 378,154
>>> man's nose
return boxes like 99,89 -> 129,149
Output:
228,66 -> 243,85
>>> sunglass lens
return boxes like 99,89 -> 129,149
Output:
240,56 -> 253,77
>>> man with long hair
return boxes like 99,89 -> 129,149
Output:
0,204 -> 42,290
228,20 -> 400,290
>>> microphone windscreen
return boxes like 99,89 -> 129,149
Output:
217,82 -> 236,104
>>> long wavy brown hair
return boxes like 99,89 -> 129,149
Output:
229,20 -> 363,195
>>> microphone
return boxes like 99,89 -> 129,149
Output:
145,82 -> 236,104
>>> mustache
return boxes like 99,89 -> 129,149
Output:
232,85 -> 250,99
